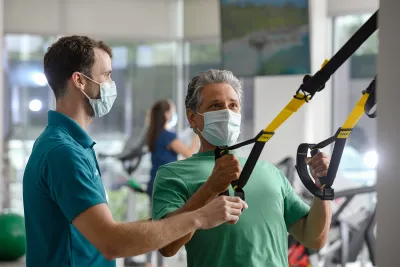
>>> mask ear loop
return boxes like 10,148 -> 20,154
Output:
193,112 -> 205,135
80,88 -> 92,100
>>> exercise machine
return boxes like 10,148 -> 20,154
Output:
288,185 -> 376,267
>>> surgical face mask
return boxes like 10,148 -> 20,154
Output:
80,74 -> 117,117
197,109 -> 241,147
167,113 -> 178,129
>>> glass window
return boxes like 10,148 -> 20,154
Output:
332,14 -> 377,190
182,39 -> 255,144
2,35 -> 179,216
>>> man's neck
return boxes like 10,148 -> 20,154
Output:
55,99 -> 92,130
198,142 -> 216,153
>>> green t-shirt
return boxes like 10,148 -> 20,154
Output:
152,151 -> 310,267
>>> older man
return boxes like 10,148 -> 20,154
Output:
152,69 -> 332,267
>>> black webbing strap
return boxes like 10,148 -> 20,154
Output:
213,10 -> 378,201
296,128 -> 350,200
215,130 -> 269,199
301,11 -> 378,97
364,77 -> 377,118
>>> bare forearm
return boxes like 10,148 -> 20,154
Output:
160,182 -> 218,256
109,211 -> 200,259
304,198 -> 332,248
172,182 -> 218,216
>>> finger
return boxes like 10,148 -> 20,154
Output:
227,206 -> 242,216
224,156 -> 241,168
225,197 -> 248,210
312,165 -> 329,175
309,152 -> 324,164
216,154 -> 233,165
225,196 -> 242,203
306,157 -> 312,165
316,170 -> 328,177
227,172 -> 241,182
226,201 -> 244,210
222,154 -> 235,162
226,215 -> 239,224
225,165 -> 242,175
240,199 -> 248,209
311,157 -> 330,166
309,158 -> 329,170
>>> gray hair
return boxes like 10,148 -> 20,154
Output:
185,69 -> 242,112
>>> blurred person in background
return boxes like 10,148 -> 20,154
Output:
145,99 -> 199,267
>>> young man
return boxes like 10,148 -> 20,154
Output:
152,69 -> 333,267
22,37 -> 247,267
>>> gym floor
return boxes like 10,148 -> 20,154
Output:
0,258 -> 25,267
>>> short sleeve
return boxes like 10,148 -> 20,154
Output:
152,166 -> 190,220
280,170 -> 310,231
45,145 -> 107,222
161,130 -> 177,148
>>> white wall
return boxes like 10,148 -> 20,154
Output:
184,0 -> 220,39
307,0 -> 332,144
328,0 -> 379,16
254,75 -> 307,163
253,0 -> 333,164
4,0 -> 180,40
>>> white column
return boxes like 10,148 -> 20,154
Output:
376,1 -> 400,266
0,0 -> 4,212
306,0 -> 333,145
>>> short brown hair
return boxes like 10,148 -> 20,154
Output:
43,35 -> 113,99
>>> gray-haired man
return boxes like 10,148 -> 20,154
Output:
152,69 -> 332,267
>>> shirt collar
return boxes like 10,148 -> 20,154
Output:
48,110 -> 95,148
192,149 -> 238,158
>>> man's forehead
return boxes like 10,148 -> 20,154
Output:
201,84 -> 239,101
93,48 -> 112,72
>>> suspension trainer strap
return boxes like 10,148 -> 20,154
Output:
215,10 -> 378,200
216,92 -> 310,199
301,11 -> 378,96
296,77 -> 376,200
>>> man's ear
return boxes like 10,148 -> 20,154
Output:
71,72 -> 86,90
186,108 -> 196,129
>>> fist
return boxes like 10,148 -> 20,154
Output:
197,196 -> 248,229
206,154 -> 241,194
306,152 -> 331,187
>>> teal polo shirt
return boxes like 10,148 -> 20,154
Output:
23,110 -> 115,267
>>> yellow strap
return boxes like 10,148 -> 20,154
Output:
341,93 -> 370,129
257,59 -> 329,143
257,92 -> 310,142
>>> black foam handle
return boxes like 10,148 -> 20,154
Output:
295,143 -> 334,200
311,149 -> 320,157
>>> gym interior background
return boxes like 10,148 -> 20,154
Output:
3,0 -> 400,266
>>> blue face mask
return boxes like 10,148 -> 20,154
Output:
197,109 -> 241,147
80,74 -> 117,117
